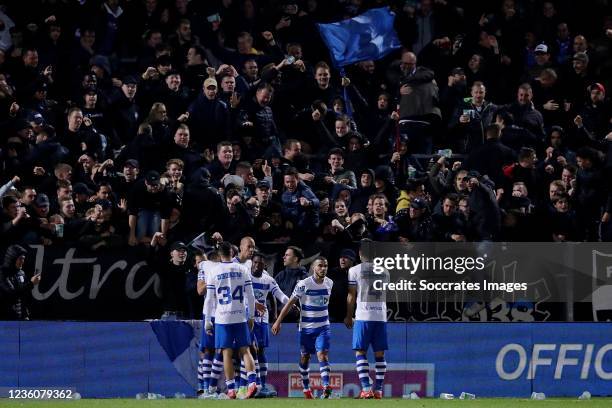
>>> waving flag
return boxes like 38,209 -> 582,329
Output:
317,7 -> 401,68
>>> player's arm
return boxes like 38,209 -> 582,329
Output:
345,285 -> 357,329
197,280 -> 206,296
203,282 -> 217,334
271,280 -> 290,305
345,268 -> 357,328
244,278 -> 255,321
271,296 -> 299,335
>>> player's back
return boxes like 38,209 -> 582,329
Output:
209,261 -> 252,324
348,262 -> 388,322
293,276 -> 333,330
198,260 -> 217,283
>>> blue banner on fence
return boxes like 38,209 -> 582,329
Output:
1,322 -> 611,398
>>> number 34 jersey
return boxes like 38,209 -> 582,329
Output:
204,261 -> 255,325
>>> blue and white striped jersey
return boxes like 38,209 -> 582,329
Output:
252,271 -> 289,324
203,261 -> 255,325
291,276 -> 333,330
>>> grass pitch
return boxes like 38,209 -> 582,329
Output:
1,398 -> 611,407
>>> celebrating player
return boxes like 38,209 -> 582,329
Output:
272,257 -> 334,399
345,239 -> 388,399
250,252 -> 289,397
203,242 -> 258,399
196,250 -> 223,398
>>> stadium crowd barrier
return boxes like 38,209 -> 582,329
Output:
1,321 -> 611,398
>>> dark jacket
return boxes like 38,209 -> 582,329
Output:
281,181 -> 320,232
0,245 -> 32,320
449,99 -> 497,152
188,95 -> 231,149
506,102 -> 545,138
399,66 -> 441,120
468,183 -> 501,241
275,266 -> 308,298
465,139 -> 516,187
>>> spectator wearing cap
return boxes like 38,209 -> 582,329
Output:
565,52 -> 593,108
81,86 -> 116,147
30,194 -> 54,242
95,159 -> 139,203
108,75 -> 140,145
449,81 -> 498,153
523,44 -> 555,83
575,83 -> 611,145
185,75 -> 231,150
465,124 -> 516,187
127,170 -> 173,246
154,70 -> 190,119
73,182 -> 93,218
149,235 -> 191,319
395,196 -> 433,242
328,248 -> 356,322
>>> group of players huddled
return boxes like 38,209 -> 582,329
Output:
195,236 -> 388,400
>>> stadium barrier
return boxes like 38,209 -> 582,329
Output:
1,321 -> 611,398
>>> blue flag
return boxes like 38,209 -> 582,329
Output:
317,7 -> 401,68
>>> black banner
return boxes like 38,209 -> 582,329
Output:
20,243 -> 602,322
26,244 -> 163,320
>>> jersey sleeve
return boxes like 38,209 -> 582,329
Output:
244,270 -> 255,320
348,267 -> 357,287
270,278 -> 290,305
291,280 -> 306,301
197,261 -> 207,282
203,278 -> 217,321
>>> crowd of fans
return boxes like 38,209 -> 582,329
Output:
1,0 -> 612,319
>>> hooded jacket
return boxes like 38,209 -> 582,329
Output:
0,245 -> 32,320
